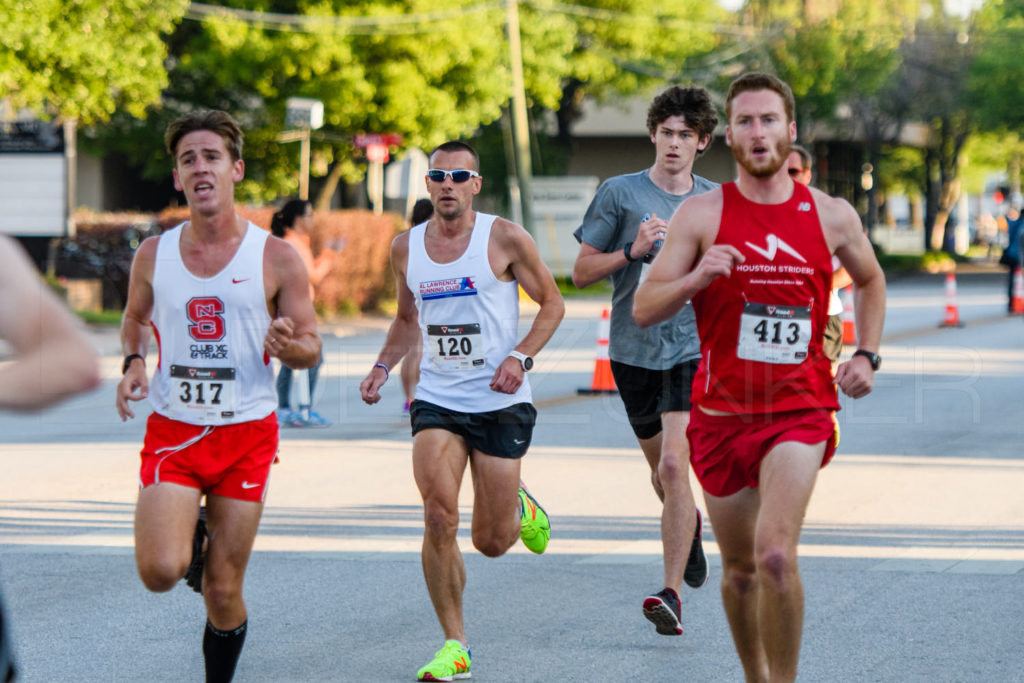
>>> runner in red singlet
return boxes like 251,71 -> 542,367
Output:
634,73 -> 886,682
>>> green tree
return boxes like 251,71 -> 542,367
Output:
961,132 -> 1024,197
87,0 -> 729,208
969,0 -> 1024,133
894,3 -> 976,251
88,1 -> 529,205
523,0 -> 726,144
0,0 -> 187,123
968,0 -> 1024,199
731,0 -> 913,138
722,0 -> 917,231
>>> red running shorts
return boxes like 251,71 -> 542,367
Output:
139,412 -> 279,503
686,408 -> 839,498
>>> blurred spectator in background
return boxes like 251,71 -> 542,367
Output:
1001,204 -> 1024,312
271,199 -> 341,426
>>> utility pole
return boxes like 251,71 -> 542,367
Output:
506,0 -> 533,234
299,130 -> 311,200
282,98 -> 324,202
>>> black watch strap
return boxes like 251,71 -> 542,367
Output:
623,242 -> 638,263
852,349 -> 881,371
122,354 -> 145,375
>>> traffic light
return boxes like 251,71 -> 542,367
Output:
995,184 -> 1011,204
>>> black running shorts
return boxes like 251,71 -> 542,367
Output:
409,400 -> 537,459
610,359 -> 699,441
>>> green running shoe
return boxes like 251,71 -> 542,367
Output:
416,640 -> 471,681
519,485 -> 550,554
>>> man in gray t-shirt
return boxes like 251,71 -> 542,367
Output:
572,85 -> 719,637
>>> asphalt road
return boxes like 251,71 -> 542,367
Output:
0,271 -> 1022,681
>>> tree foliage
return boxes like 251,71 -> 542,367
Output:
524,0 -> 726,141
969,0 -> 1024,133
729,0 -> 914,138
0,0 -> 187,123
892,4 -> 976,249
86,0 -> 727,206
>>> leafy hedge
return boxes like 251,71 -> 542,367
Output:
64,207 -> 404,313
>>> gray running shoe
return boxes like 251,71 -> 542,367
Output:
643,587 -> 683,636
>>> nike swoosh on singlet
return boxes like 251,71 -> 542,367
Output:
232,277 -> 250,284
241,481 -> 260,489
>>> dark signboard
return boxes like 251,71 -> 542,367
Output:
0,119 -> 64,153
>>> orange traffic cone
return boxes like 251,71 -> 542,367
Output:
840,286 -> 856,345
1012,267 -> 1024,315
940,271 -> 964,328
577,307 -> 618,394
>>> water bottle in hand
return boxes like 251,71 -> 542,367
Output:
641,213 -> 664,264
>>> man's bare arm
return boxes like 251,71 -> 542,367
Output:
572,242 -> 631,289
266,237 -> 322,370
819,192 -> 886,398
492,220 -> 565,395
116,236 -> 158,420
0,236 -> 100,412
505,221 -> 565,356
360,232 -> 421,404
572,214 -> 669,289
633,191 -> 741,328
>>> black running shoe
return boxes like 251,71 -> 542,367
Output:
184,506 -> 207,594
683,507 -> 710,589
642,587 -> 683,636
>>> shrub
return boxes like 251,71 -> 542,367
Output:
66,207 -> 403,314
874,249 -> 957,274
59,210 -> 159,309
305,209 -> 404,314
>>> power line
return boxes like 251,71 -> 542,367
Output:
184,1 -> 503,35
183,0 -> 757,41
521,0 -> 759,38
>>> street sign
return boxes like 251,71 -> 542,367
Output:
285,98 -> 324,130
366,143 -> 389,163
354,133 -> 403,148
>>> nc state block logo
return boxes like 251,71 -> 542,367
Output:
186,297 -> 226,342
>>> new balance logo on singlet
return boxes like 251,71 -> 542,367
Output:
744,234 -> 807,263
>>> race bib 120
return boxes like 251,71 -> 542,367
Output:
427,323 -> 485,371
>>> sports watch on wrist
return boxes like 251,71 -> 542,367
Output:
852,349 -> 881,371
623,242 -> 639,263
122,353 -> 145,375
508,350 -> 534,371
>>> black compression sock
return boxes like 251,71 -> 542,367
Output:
203,619 -> 247,683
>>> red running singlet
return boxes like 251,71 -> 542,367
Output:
690,181 -> 839,414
